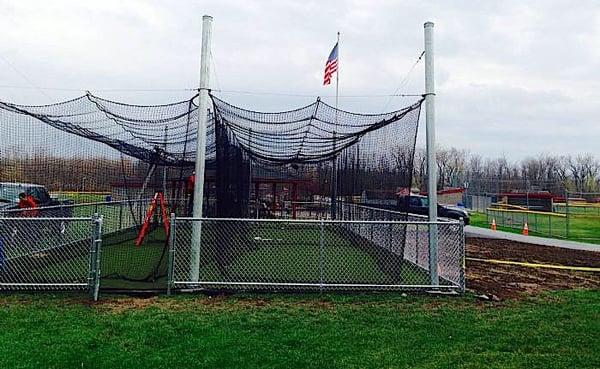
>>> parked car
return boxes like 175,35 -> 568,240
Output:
397,194 -> 470,224
0,182 -> 74,217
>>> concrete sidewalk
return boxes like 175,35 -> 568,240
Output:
465,226 -> 600,252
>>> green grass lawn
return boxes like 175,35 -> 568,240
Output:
0,289 -> 598,368
54,192 -> 108,204
470,212 -> 600,245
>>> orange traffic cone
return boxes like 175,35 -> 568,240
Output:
522,222 -> 529,236
491,218 -> 497,231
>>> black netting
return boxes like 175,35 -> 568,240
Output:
210,94 -> 423,218
0,92 -> 422,289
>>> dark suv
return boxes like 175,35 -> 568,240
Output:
397,194 -> 469,224
0,182 -> 73,216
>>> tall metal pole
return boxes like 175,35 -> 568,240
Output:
424,22 -> 439,286
190,15 -> 213,281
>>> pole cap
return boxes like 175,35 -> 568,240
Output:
424,21 -> 434,28
203,15 -> 213,21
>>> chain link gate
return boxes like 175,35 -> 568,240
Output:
0,215 -> 102,300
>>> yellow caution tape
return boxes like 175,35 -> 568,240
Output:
466,257 -> 600,272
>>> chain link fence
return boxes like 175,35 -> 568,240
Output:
0,199 -> 465,297
0,216 -> 101,296
486,208 -> 568,238
484,191 -> 600,242
169,217 -> 464,292
336,203 -> 463,285
1,199 -> 149,233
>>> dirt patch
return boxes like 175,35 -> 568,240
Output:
93,296 -> 171,313
466,237 -> 600,299
90,293 -> 336,313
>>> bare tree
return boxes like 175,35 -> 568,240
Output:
406,144 -> 599,195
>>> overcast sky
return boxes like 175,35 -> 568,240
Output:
1,0 -> 599,160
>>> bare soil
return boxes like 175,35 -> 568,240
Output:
466,237 -> 600,299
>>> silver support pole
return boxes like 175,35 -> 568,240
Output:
319,219 -> 325,290
91,214 -> 103,301
190,15 -> 213,281
424,22 -> 439,286
167,212 -> 176,295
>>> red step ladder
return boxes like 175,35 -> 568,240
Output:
135,192 -> 170,246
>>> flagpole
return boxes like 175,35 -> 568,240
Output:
335,31 -> 340,109
331,31 -> 340,220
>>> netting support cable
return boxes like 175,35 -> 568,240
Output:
248,128 -> 253,216
191,15 -> 213,282
174,99 -> 195,215
138,164 -> 157,202
163,126 -> 168,196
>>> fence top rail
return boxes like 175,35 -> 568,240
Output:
174,216 -> 461,225
0,198 -> 155,213
345,202 -> 424,216
0,216 -> 94,221
486,207 -> 566,218
339,202 -> 458,222
173,281 -> 461,289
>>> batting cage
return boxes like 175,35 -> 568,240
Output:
0,92 -> 464,295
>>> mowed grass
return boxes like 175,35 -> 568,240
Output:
0,289 -> 598,369
470,212 -> 600,245
54,192 -> 108,204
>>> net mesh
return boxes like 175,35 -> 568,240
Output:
210,94 -> 423,217
0,92 -> 423,289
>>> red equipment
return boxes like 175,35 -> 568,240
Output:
135,192 -> 170,246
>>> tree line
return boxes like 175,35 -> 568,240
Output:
412,147 -> 600,195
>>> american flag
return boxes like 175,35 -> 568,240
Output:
323,42 -> 338,85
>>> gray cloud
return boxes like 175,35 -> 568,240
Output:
0,0 -> 598,159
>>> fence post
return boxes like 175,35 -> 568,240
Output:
319,219 -> 324,291
459,218 -> 465,293
415,223 -> 420,265
388,222 -> 393,252
167,213 -> 176,295
89,214 -> 103,301
118,202 -> 123,231
565,190 -> 570,238
88,217 -> 97,299
370,209 -> 374,240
